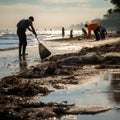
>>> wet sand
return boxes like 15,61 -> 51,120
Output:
0,37 -> 120,79
0,36 -> 120,120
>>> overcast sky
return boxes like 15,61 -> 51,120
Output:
0,0 -> 113,30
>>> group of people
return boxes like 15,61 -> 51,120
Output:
16,16 -> 107,59
62,27 -> 73,38
84,23 -> 107,41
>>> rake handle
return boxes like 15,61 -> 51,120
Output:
36,36 -> 40,44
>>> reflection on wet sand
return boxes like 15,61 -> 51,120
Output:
110,74 -> 120,104
19,56 -> 28,72
106,73 -> 120,104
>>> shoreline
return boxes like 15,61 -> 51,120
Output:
0,36 -> 120,120
0,37 -> 120,79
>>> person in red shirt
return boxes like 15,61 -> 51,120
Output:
85,23 -> 100,41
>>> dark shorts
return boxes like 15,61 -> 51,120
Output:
17,28 -> 27,46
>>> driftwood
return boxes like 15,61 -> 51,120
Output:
66,106 -> 112,115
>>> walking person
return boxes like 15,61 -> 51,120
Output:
85,23 -> 100,41
70,29 -> 73,38
62,27 -> 65,37
17,16 -> 37,59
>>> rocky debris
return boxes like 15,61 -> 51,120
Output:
11,51 -> 120,79
103,53 -> 120,65
0,99 -> 112,120
79,41 -> 120,56
81,52 -> 103,64
0,76 -> 51,96
0,40 -> 120,119
63,56 -> 82,64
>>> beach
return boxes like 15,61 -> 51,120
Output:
0,36 -> 120,79
0,36 -> 120,120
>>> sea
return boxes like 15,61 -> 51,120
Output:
0,29 -> 82,50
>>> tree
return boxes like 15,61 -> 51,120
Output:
111,0 -> 120,12
108,8 -> 113,15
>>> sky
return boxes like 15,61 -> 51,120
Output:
0,0 -> 113,30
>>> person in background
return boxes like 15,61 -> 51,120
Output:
17,16 -> 37,59
70,29 -> 73,38
99,26 -> 107,40
85,23 -> 100,41
82,27 -> 87,39
62,27 -> 65,37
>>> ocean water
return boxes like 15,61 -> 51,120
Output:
0,30 -> 81,50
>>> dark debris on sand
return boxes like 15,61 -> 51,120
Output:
0,40 -> 120,120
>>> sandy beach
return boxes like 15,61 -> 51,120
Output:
0,36 -> 120,120
0,37 -> 120,79
1,0 -> 120,119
